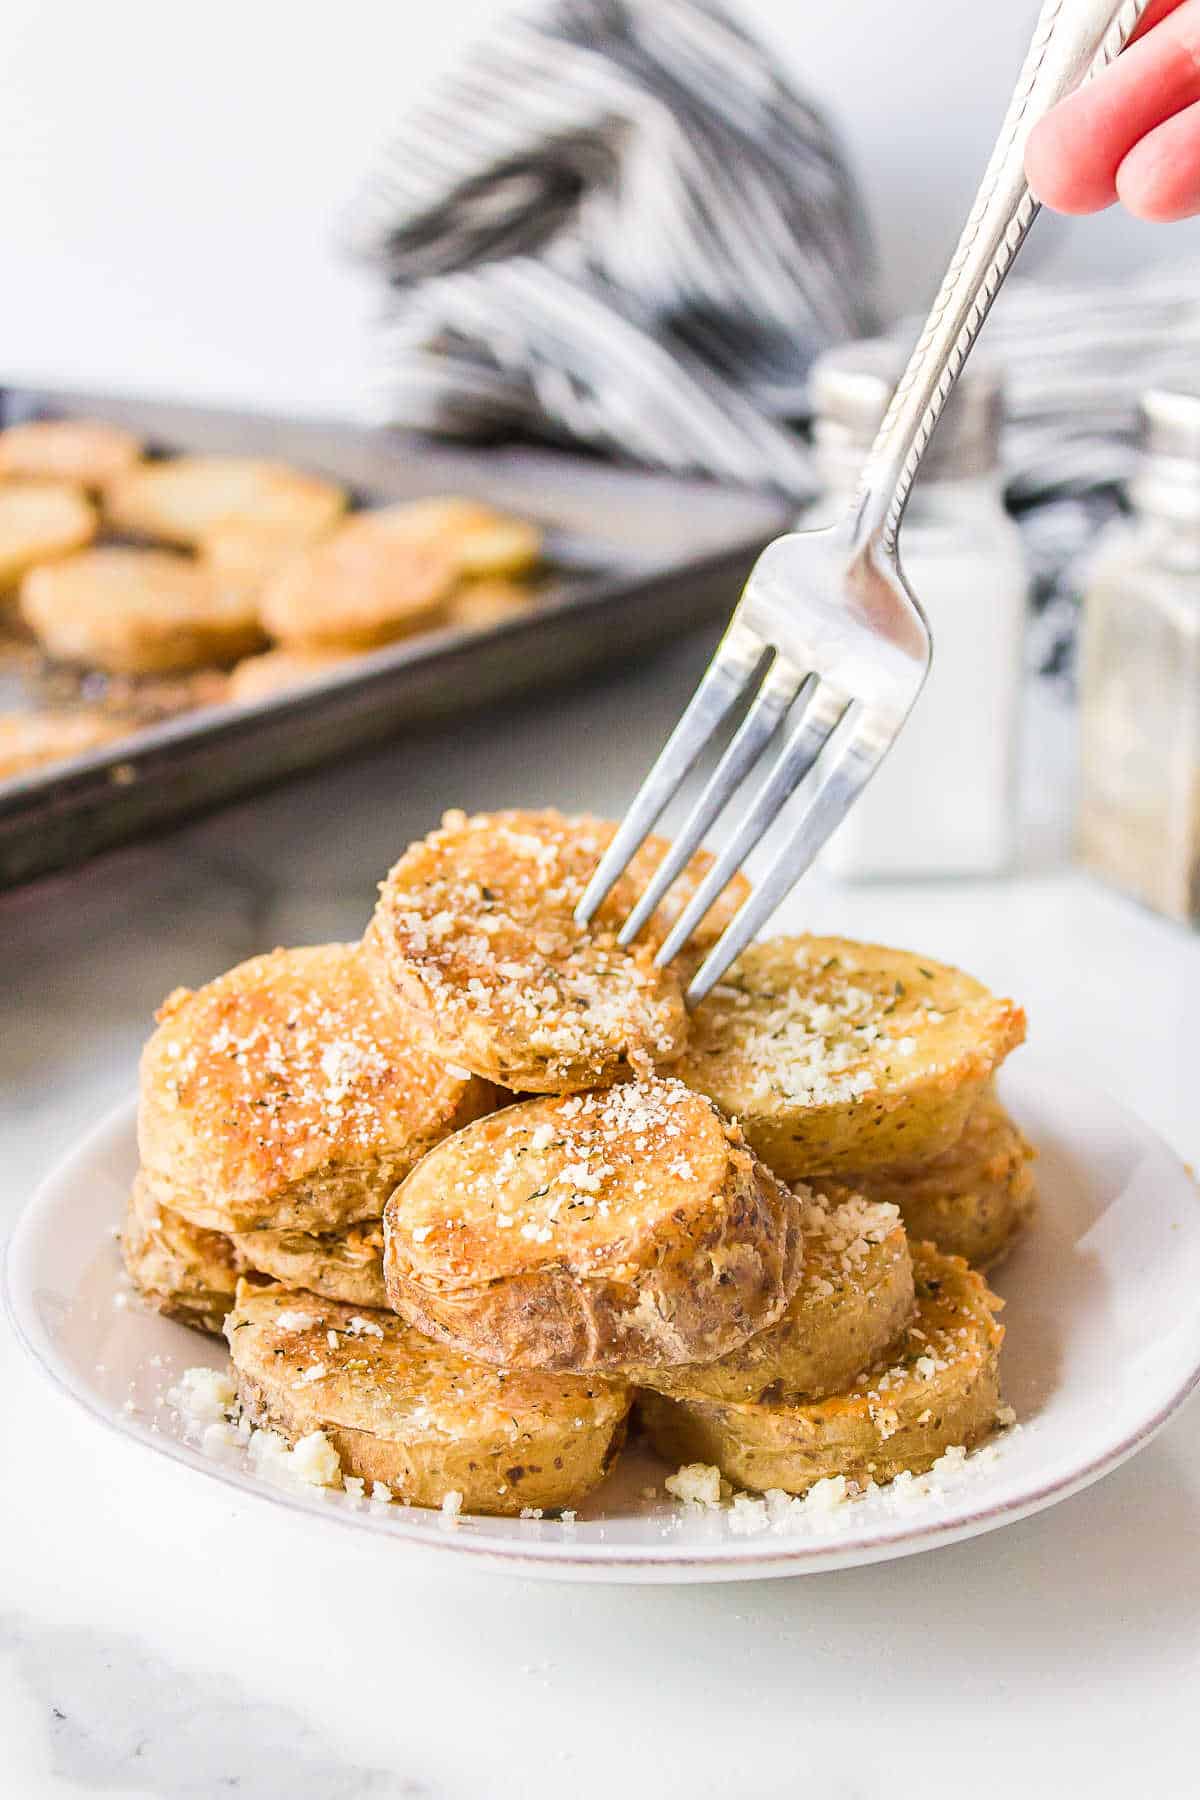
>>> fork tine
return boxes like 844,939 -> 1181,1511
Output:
573,620 -> 766,927
617,656 -> 810,948
653,677 -> 851,970
684,707 -> 891,1006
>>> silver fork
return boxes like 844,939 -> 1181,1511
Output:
576,0 -> 1150,1005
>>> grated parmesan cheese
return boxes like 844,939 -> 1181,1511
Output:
288,1430 -> 342,1488
665,1463 -> 723,1508
168,1366 -> 236,1424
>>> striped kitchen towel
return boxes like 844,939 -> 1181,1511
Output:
346,0 -> 876,494
986,259 -> 1200,679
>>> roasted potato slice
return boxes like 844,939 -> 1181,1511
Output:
679,935 -> 1025,1177
0,709 -> 125,781
259,513 -> 458,650
226,1281 -> 631,1516
226,645 -> 357,704
232,1219 -> 387,1309
0,482 -> 96,591
366,807 -> 749,1093
848,1085 -> 1036,1268
639,1244 -> 1005,1495
121,1175 -> 239,1335
139,942 -> 497,1234
630,1188 -> 913,1404
21,547 -> 264,674
446,578 -> 536,631
105,455 -> 346,547
384,1077 -> 803,1372
198,519 -> 334,600
0,418 -> 142,490
357,497 -> 541,580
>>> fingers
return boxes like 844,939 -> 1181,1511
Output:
1117,96 -> 1200,218
1025,0 -> 1200,215
1130,0 -> 1196,40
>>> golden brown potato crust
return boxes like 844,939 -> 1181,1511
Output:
639,1244 -> 1005,1495
259,513 -> 458,650
355,497 -> 541,580
198,519 -> 334,599
0,482 -> 97,590
385,1078 -> 804,1372
679,936 -> 1025,1178
630,1189 -> 914,1404
226,646 -> 356,705
366,808 -> 749,1094
121,1175 -> 240,1335
21,547 -> 264,674
848,1085 -> 1036,1268
232,1219 -> 387,1309
0,709 -> 124,781
0,418 -> 142,489
446,578 -> 536,631
105,455 -> 346,547
226,1281 -> 631,1515
138,942 -> 497,1234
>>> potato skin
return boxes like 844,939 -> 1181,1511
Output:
630,1199 -> 914,1405
388,1158 -> 802,1373
639,1246 -> 1004,1495
227,1282 -> 631,1516
846,1086 -> 1036,1269
121,1176 -> 239,1336
385,1081 -> 805,1372
680,936 -> 1026,1178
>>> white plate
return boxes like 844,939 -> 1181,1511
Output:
7,1063 -> 1200,1583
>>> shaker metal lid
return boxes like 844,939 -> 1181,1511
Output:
1135,382 -> 1200,521
809,336 -> 1003,480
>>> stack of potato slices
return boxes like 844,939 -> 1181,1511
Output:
125,809 -> 1030,1518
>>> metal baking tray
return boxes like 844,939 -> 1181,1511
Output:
0,387 -> 791,889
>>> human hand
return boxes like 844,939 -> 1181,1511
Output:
1025,0 -> 1200,220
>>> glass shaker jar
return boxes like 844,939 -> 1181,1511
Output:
808,340 -> 1028,879
1078,386 -> 1200,923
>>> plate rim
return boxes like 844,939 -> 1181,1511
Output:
8,1069 -> 1200,1581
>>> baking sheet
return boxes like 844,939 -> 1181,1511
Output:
0,387 -> 791,888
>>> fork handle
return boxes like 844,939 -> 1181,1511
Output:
851,0 -> 1152,558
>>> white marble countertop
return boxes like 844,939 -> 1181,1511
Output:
3,634 -> 1199,1799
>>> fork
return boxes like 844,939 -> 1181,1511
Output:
575,0 -> 1151,1005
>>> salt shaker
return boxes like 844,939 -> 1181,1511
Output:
1078,386 -> 1200,923
809,340 -> 1028,879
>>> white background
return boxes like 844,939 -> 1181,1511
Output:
3,0 -> 1197,418
5,10 -> 1200,1797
